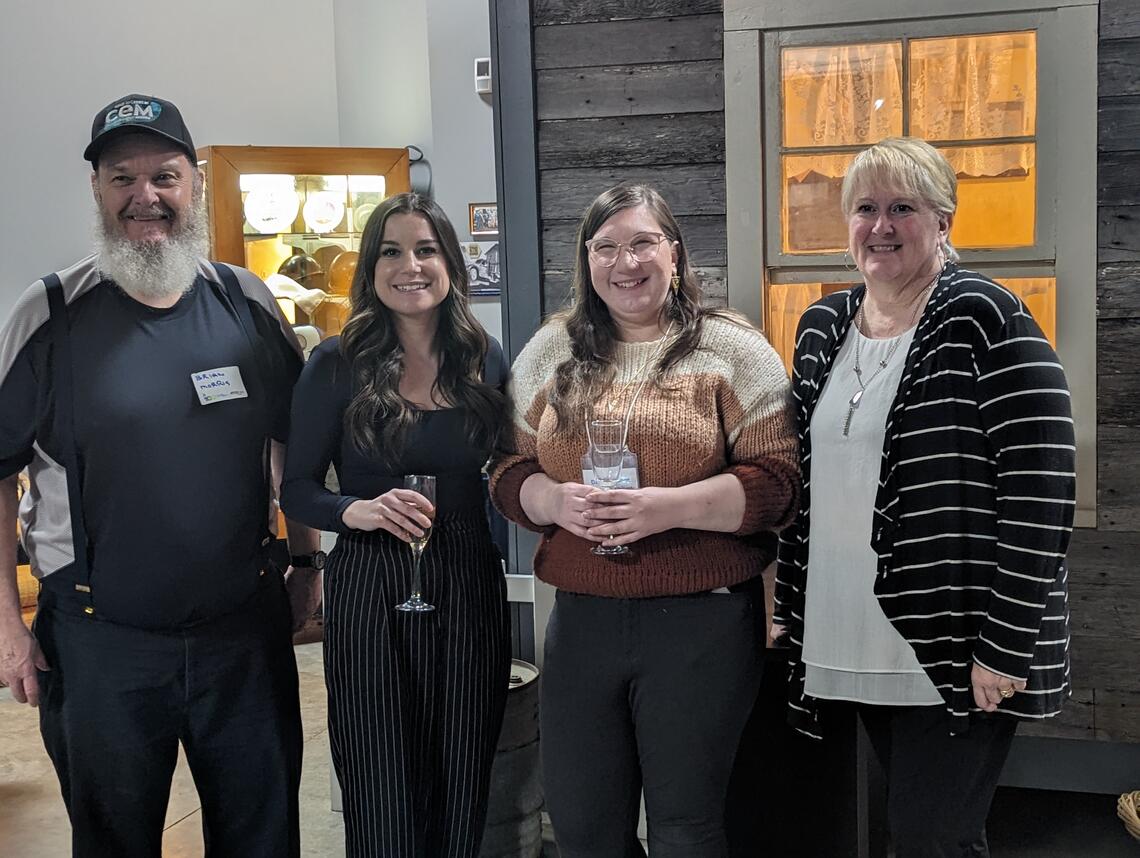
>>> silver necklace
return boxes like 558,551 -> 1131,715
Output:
842,275 -> 938,437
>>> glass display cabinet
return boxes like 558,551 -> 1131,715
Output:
196,146 -> 411,341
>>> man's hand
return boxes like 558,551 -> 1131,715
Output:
284,566 -> 322,634
0,624 -> 49,706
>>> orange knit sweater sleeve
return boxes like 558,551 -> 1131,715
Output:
712,320 -> 800,534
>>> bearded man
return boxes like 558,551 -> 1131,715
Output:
0,94 -> 321,858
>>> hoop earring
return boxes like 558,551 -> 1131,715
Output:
670,273 -> 681,293
843,250 -> 856,272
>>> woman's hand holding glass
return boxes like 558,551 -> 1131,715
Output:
519,472 -> 601,541
583,486 -> 678,548
341,488 -> 435,541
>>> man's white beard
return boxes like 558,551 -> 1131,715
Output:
94,196 -> 209,303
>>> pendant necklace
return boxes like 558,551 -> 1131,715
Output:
842,273 -> 938,437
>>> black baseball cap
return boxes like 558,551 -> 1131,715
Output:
84,94 -> 197,166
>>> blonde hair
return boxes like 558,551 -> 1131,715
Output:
841,137 -> 960,262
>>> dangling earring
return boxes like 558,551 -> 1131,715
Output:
670,273 -> 681,293
843,249 -> 856,272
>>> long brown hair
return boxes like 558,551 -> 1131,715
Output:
339,192 -> 506,462
548,182 -> 746,429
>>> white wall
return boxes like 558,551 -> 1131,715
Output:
0,0 -> 344,321
426,0 -> 502,340
0,0 -> 501,341
333,0 -> 435,154
425,0 -> 497,242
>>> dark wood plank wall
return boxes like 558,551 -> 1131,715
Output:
1052,0 -> 1140,744
528,0 -> 1140,743
533,0 -> 727,313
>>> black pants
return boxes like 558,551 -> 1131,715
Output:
34,571 -> 303,858
858,704 -> 1017,858
324,515 -> 511,858
542,589 -> 764,858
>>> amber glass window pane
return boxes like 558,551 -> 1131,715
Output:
939,144 -> 1035,249
783,153 -> 855,253
910,32 -> 1036,141
765,282 -> 857,373
994,277 -> 1056,346
763,279 -> 1053,379
782,43 -> 903,148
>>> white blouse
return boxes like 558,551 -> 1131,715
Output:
802,324 -> 942,706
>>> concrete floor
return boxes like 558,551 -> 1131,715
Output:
0,643 -> 347,858
3,642 -> 1136,857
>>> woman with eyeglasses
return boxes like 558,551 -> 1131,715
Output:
489,183 -> 799,857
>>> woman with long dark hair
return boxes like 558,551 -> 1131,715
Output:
281,192 -> 511,857
490,183 -> 800,856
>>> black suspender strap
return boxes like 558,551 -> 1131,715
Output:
43,273 -> 95,611
213,263 -> 274,384
213,263 -> 278,564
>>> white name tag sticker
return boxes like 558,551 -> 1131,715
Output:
191,365 -> 248,405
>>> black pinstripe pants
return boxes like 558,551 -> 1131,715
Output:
324,511 -> 511,858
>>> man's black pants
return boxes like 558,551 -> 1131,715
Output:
33,571 -> 303,858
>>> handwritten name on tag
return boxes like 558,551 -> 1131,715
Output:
191,366 -> 248,405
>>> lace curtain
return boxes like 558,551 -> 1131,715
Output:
782,33 -> 1036,179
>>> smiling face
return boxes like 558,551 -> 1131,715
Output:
92,133 -> 200,245
587,204 -> 678,340
372,212 -> 451,322
847,186 -> 951,292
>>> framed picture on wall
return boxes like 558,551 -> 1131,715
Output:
462,242 -> 501,296
469,202 -> 499,236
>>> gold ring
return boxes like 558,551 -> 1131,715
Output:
999,687 -> 1014,698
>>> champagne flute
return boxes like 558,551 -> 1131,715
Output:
586,418 -> 630,556
395,474 -> 437,612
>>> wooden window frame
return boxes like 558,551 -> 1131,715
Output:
763,14 -> 1053,273
724,0 -> 1098,526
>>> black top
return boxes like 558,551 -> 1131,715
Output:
281,335 -> 508,533
0,260 -> 301,628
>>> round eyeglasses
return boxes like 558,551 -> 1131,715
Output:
585,232 -> 671,267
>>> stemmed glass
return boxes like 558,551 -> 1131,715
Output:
586,418 -> 630,556
395,474 -> 437,612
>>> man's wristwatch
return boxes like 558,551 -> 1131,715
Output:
289,550 -> 327,571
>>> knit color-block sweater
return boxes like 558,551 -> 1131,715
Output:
489,314 -> 800,597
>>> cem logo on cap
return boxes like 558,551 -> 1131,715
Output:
104,99 -> 163,129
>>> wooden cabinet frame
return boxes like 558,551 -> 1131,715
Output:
195,145 -> 411,267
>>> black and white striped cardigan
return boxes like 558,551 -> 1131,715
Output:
773,264 -> 1075,737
